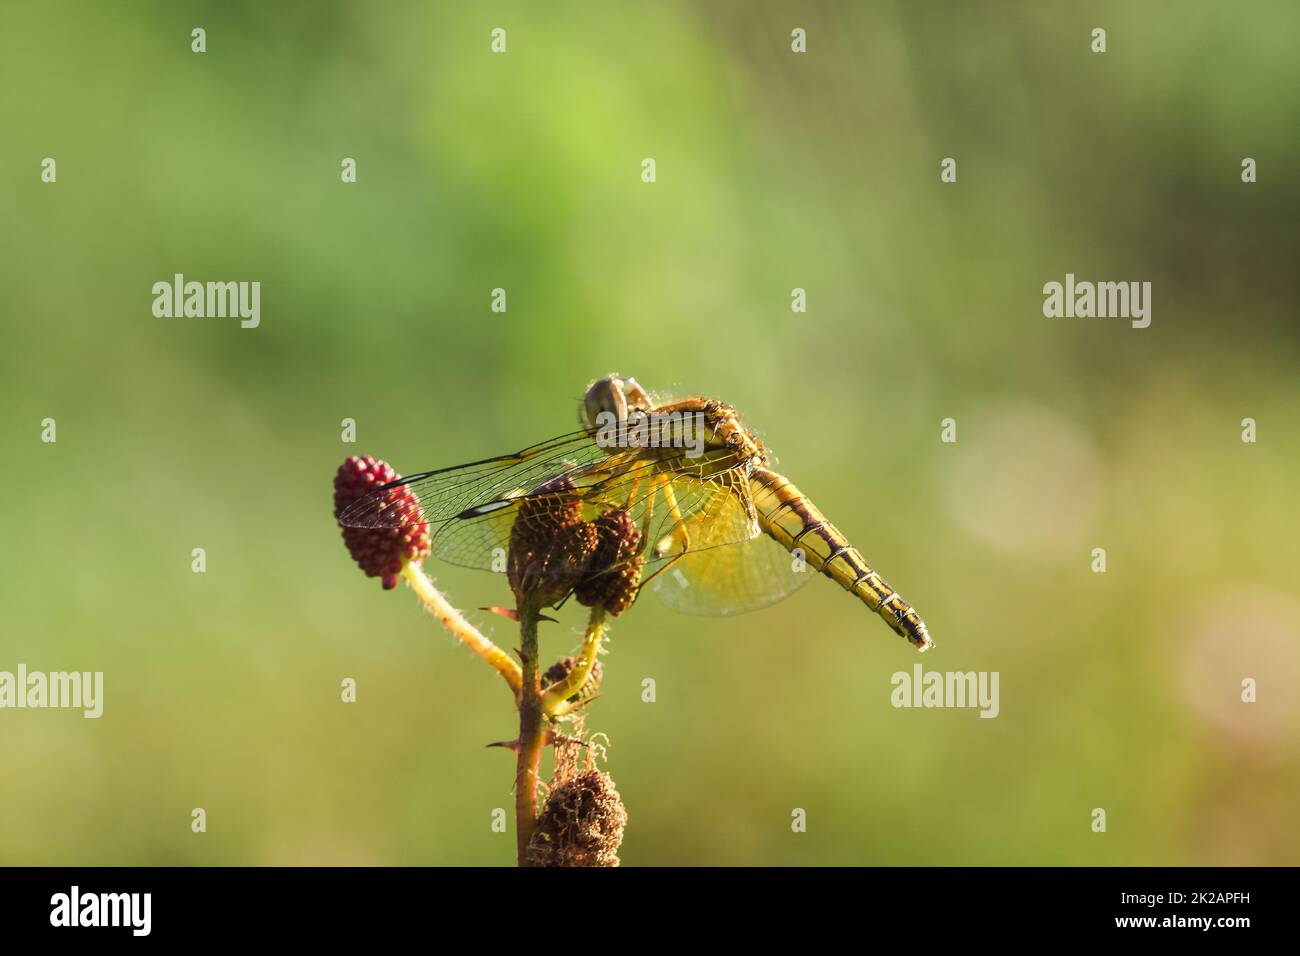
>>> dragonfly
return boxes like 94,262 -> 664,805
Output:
337,375 -> 933,650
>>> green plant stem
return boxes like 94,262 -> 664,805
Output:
401,560 -> 522,699
515,599 -> 546,866
542,606 -> 607,715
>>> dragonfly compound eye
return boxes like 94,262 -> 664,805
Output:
581,375 -> 625,431
580,374 -> 652,431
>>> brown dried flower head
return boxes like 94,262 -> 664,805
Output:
334,456 -> 430,589
526,768 -> 628,868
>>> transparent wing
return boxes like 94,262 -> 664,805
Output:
340,423 -> 764,575
425,448 -> 759,573
336,429 -> 607,529
650,487 -> 813,616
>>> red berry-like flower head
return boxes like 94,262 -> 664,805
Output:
334,456 -> 431,589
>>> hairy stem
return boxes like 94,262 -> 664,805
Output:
401,560 -> 522,698
515,599 -> 547,865
542,606 -> 608,715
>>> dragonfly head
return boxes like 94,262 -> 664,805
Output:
580,374 -> 652,431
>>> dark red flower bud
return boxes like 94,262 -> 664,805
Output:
507,477 -> 599,606
574,509 -> 644,616
334,456 -> 430,589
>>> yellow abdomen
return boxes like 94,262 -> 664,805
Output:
748,468 -> 933,650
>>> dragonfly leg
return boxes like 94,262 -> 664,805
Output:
633,550 -> 684,602
622,473 -> 642,512
658,479 -> 691,555
638,474 -> 659,544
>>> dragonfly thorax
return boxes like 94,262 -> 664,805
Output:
583,373 -> 768,468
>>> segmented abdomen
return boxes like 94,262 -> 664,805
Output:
748,467 -> 933,650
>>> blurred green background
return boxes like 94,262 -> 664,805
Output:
2,0 -> 1298,866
